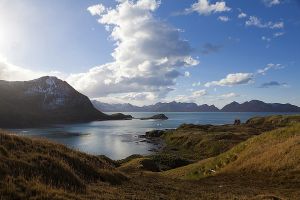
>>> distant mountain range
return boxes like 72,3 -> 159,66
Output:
1,76 -> 299,128
92,100 -> 300,113
0,76 -> 130,128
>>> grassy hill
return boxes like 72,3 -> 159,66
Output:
0,130 -> 127,199
1,115 -> 299,199
162,122 -> 300,182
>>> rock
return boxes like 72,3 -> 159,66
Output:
110,113 -> 133,120
140,114 -> 168,120
234,119 -> 241,125
145,130 -> 165,138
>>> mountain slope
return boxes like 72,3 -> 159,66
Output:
0,76 -> 127,128
221,100 -> 300,112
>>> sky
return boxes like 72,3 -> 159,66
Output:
0,0 -> 300,108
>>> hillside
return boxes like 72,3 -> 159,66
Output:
0,76 -> 131,128
0,129 -> 127,199
163,119 -> 300,183
1,115 -> 299,199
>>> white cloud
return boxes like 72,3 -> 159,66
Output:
0,56 -> 65,81
238,12 -> 247,18
192,89 -> 207,97
263,0 -> 281,7
87,4 -> 105,16
184,71 -> 190,77
205,73 -> 254,87
270,22 -> 284,29
186,0 -> 231,16
273,32 -> 285,38
219,92 -> 239,99
173,89 -> 207,102
262,36 -> 271,42
257,63 -> 284,75
245,16 -> 284,29
68,0 -> 199,100
94,92 -> 158,106
192,81 -> 201,87
218,16 -> 230,22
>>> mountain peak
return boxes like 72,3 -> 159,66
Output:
0,77 -> 110,128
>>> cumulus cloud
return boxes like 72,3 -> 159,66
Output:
238,12 -> 247,19
218,16 -> 230,22
245,16 -> 284,29
219,92 -> 239,99
263,0 -> 281,7
67,0 -> 199,100
257,63 -> 284,75
204,73 -> 254,87
87,4 -> 105,16
94,92 -> 158,106
192,81 -> 201,87
259,81 -> 287,88
173,89 -> 207,102
185,0 -> 231,16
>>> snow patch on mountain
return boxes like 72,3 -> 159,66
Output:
24,76 -> 73,110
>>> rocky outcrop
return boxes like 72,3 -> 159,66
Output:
110,113 -> 133,120
140,114 -> 168,120
144,130 -> 166,138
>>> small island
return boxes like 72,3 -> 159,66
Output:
140,114 -> 168,120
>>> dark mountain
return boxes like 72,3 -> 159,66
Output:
93,100 -> 300,113
0,76 -> 130,128
221,100 -> 300,112
198,104 -> 220,112
92,101 -> 143,112
92,101 -> 219,112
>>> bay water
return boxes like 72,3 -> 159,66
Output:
11,112 -> 298,159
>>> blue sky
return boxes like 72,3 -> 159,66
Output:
0,0 -> 299,107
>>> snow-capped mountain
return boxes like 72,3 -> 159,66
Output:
0,76 -> 130,128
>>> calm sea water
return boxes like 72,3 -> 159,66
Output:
11,112 -> 298,160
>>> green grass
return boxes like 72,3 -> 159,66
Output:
162,123 -> 300,181
160,115 -> 300,161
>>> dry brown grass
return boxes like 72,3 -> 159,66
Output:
0,130 -> 127,199
163,123 -> 300,184
1,115 -> 300,199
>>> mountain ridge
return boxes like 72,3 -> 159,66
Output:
92,100 -> 300,112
